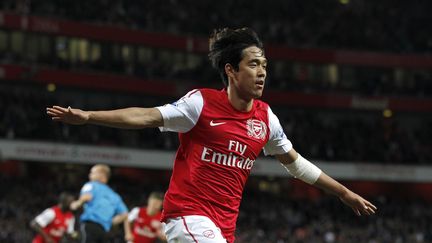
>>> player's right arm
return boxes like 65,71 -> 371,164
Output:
70,182 -> 94,210
70,193 -> 92,210
30,208 -> 56,243
124,207 -> 138,243
47,89 -> 203,132
46,106 -> 163,129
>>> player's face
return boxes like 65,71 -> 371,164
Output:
89,166 -> 103,181
231,46 -> 267,100
148,198 -> 163,211
60,195 -> 74,211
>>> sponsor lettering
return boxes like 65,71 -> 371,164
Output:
201,140 -> 255,170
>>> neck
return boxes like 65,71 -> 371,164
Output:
227,86 -> 253,112
93,178 -> 107,184
146,207 -> 157,216
59,204 -> 66,212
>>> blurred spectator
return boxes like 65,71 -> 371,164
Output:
2,0 -> 432,53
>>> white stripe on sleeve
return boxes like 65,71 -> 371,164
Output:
67,217 -> 75,234
34,208 -> 55,227
263,107 -> 293,155
156,89 -> 203,133
128,207 -> 140,222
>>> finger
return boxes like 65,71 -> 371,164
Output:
362,206 -> 371,215
363,200 -> 377,212
47,108 -> 66,115
52,106 -> 69,112
51,117 -> 64,122
366,206 -> 376,214
367,202 -> 377,211
47,107 -> 70,115
47,110 -> 63,116
353,208 -> 360,216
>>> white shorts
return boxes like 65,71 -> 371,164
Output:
162,215 -> 227,243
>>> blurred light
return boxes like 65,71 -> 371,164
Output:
339,0 -> 350,4
383,109 -> 393,118
47,83 -> 56,92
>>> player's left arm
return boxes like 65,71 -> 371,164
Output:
112,197 -> 129,225
65,217 -> 79,239
265,107 -> 376,216
112,212 -> 128,225
276,149 -> 377,216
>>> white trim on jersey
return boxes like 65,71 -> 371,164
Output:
81,183 -> 93,194
156,89 -> 204,133
34,208 -> 55,227
128,207 -> 140,222
263,107 -> 293,155
67,217 -> 76,234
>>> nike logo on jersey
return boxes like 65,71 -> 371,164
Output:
210,120 -> 226,126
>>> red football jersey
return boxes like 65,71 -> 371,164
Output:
161,89 -> 274,242
32,206 -> 74,243
130,207 -> 162,243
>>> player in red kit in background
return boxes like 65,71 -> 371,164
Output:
124,192 -> 166,243
47,27 -> 377,243
30,192 -> 77,243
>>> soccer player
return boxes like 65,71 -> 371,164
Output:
30,192 -> 76,243
47,27 -> 377,243
124,192 -> 166,243
70,164 -> 128,243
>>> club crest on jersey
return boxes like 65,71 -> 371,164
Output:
246,119 -> 267,140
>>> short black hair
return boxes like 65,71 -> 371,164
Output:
148,191 -> 164,200
58,192 -> 74,204
208,27 -> 264,86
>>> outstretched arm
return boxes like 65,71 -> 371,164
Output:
124,219 -> 134,243
276,149 -> 377,216
46,106 -> 163,129
112,212 -> 128,225
70,193 -> 92,210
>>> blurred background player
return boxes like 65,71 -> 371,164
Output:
70,164 -> 128,243
30,192 -> 77,243
124,192 -> 166,243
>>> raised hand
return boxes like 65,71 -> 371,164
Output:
46,106 -> 89,125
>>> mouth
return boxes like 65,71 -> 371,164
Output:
255,80 -> 265,89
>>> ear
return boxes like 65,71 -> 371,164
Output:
224,63 -> 236,81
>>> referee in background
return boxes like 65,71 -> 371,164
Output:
71,164 -> 128,243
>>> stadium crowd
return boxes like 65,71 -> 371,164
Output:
0,165 -> 431,243
1,0 -> 432,98
2,0 -> 432,53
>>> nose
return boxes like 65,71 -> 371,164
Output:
257,65 -> 266,78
